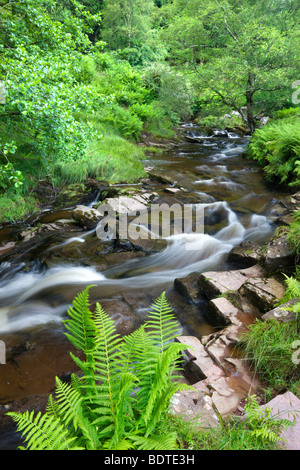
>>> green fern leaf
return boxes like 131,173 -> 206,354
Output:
7,410 -> 80,450
63,286 -> 97,359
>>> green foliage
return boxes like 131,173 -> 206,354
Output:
159,394 -> 293,450
236,395 -> 294,447
248,118 -> 300,186
101,0 -> 155,56
0,194 -> 38,223
159,0 -> 300,132
7,288 -> 192,450
273,107 -> 300,120
240,317 -> 300,397
142,63 -> 194,122
287,211 -> 300,254
53,131 -> 146,184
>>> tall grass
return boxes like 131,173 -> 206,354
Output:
53,130 -> 147,185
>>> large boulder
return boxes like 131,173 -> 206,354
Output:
72,205 -> 102,228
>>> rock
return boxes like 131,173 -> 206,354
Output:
174,273 -> 203,306
164,187 -> 181,194
205,297 -> 256,330
197,265 -> 264,300
175,336 -> 225,384
238,276 -> 286,313
264,236 -> 295,273
205,297 -> 239,328
262,298 -> 300,323
97,195 -> 148,216
256,392 -> 300,450
0,242 -> 16,257
209,377 -> 241,417
169,388 -> 220,428
228,241 -> 265,268
72,205 -> 102,228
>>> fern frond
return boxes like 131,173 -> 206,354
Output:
129,432 -> 179,450
63,286 -> 97,358
145,292 -> 181,354
139,343 -> 192,433
283,274 -> 300,300
89,302 -> 123,435
7,410 -> 80,450
54,376 -> 99,449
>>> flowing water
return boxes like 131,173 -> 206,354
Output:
0,123 -> 292,449
0,125 -> 288,337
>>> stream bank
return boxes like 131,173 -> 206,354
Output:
0,123 -> 299,449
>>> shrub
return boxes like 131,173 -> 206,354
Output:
248,119 -> 300,186
7,288 -> 192,450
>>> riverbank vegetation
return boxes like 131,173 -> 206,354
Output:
0,0 -> 300,222
7,288 -> 295,450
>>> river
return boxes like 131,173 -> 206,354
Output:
0,123 -> 290,448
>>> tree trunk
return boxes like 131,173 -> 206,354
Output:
246,73 -> 256,134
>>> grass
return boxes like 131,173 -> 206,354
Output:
158,395 -> 293,450
53,130 -> 147,185
239,318 -> 300,399
0,194 -> 39,223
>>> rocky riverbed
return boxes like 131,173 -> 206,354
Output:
0,124 -> 299,449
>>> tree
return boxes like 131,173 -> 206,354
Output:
0,0 -> 105,170
101,0 -> 155,51
160,0 -> 300,132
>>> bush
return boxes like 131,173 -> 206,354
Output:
248,118 -> 300,186
7,288 -> 191,450
99,105 -> 143,140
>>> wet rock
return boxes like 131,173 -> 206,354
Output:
0,242 -> 16,257
94,296 -> 137,336
209,377 -> 241,417
262,297 -> 300,323
72,205 -> 102,228
238,276 -> 286,313
228,241 -> 265,268
205,296 -> 254,329
197,265 -> 264,300
175,336 -> 225,384
174,273 -> 203,306
264,235 -> 295,273
98,195 -> 149,216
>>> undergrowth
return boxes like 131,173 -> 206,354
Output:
7,287 -> 295,450
248,116 -> 300,187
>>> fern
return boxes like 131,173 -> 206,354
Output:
7,288 -> 192,450
244,395 -> 294,446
